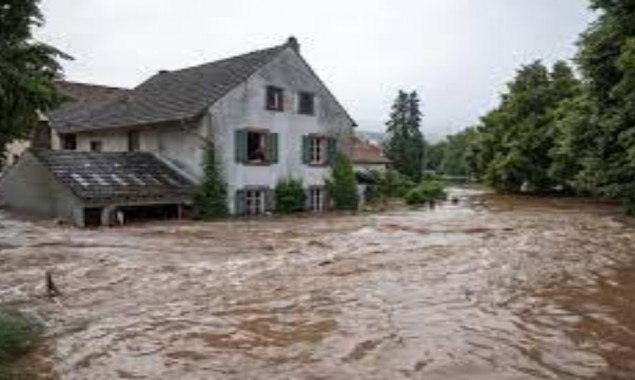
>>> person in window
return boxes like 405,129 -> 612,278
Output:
253,147 -> 266,162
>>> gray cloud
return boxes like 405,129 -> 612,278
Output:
38,0 -> 595,139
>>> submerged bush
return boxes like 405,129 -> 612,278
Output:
274,177 -> 306,214
371,169 -> 416,201
405,180 -> 447,205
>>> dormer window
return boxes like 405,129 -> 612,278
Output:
61,134 -> 77,150
128,130 -> 140,152
266,86 -> 284,111
90,141 -> 103,152
298,92 -> 315,115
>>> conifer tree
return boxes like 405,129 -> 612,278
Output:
384,90 -> 425,182
195,143 -> 228,219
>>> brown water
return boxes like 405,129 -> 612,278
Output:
1,188 -> 635,379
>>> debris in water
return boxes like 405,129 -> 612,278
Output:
45,270 -> 62,298
318,259 -> 334,267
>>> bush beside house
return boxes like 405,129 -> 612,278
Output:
194,143 -> 228,219
274,178 -> 306,214
326,153 -> 359,210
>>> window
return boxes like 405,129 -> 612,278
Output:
245,189 -> 265,215
90,141 -> 103,152
298,92 -> 315,115
266,86 -> 284,111
310,136 -> 326,165
235,129 -> 279,165
61,134 -> 77,150
309,187 -> 324,212
303,135 -> 336,166
247,131 -> 268,163
128,130 -> 140,152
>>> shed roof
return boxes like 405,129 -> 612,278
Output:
32,150 -> 195,204
351,139 -> 390,165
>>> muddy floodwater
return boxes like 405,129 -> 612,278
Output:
2,189 -> 635,379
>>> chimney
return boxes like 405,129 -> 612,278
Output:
286,36 -> 300,53
158,70 -> 170,75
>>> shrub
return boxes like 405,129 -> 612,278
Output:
194,142 -> 228,219
372,169 -> 416,200
405,180 -> 447,205
275,177 -> 306,214
326,153 -> 359,210
0,309 -> 41,364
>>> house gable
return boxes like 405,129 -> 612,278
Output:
206,41 -> 356,214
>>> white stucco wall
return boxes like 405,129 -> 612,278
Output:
209,47 -> 355,212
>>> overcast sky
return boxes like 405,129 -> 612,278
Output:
38,0 -> 595,140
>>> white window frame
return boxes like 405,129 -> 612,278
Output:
309,136 -> 326,165
266,86 -> 284,111
309,187 -> 324,212
245,189 -> 265,215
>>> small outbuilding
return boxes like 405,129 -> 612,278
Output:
0,150 -> 195,227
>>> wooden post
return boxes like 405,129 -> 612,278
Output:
45,270 -> 62,298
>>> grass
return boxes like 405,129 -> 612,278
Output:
0,308 -> 43,379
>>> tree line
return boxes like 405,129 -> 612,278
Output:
417,0 -> 635,214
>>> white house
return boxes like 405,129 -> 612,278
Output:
0,37 -> 356,226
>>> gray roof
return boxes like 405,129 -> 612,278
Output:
52,44 -> 287,133
48,82 -> 129,131
32,150 -> 195,203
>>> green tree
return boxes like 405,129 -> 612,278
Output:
548,94 -> 596,192
0,0 -> 69,166
423,140 -> 446,172
427,128 -> 478,177
326,153 -> 359,210
195,143 -> 228,219
572,0 -> 635,212
465,0 -> 635,213
384,90 -> 426,182
468,61 -> 581,192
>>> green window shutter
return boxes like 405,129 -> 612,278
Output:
265,187 -> 275,212
235,130 -> 247,163
267,133 -> 279,164
234,189 -> 246,215
302,135 -> 310,164
327,137 -> 338,165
